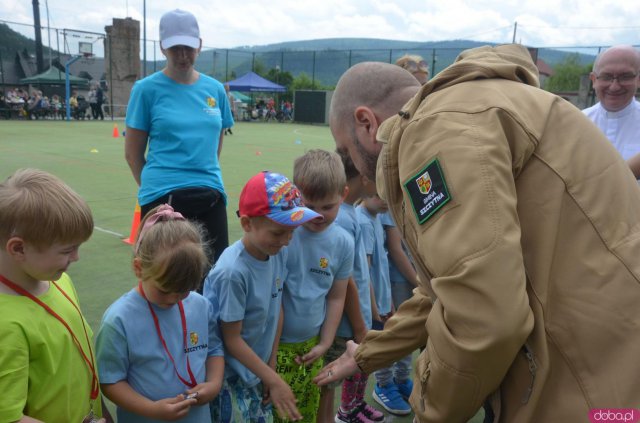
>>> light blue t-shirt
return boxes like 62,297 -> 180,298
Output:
203,240 -> 287,387
335,203 -> 373,337
357,205 -> 392,316
96,290 -> 222,423
281,224 -> 353,343
380,211 -> 415,284
126,71 -> 234,206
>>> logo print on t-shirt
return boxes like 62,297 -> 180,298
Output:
190,332 -> 199,346
319,257 -> 329,269
206,97 -> 216,107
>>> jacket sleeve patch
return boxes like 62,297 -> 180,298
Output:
403,158 -> 451,225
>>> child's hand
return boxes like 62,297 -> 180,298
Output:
151,395 -> 197,421
296,344 -> 328,366
353,326 -> 368,344
264,376 -> 302,421
184,380 -> 221,404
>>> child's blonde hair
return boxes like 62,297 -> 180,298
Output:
0,168 -> 93,248
134,204 -> 209,292
293,149 -> 346,201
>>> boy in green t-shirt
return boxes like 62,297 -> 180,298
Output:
0,168 -> 111,423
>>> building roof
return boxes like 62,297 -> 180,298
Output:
1,51 -> 105,87
536,58 -> 553,77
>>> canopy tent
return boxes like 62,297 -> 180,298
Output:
20,66 -> 89,87
230,91 -> 251,102
226,71 -> 286,93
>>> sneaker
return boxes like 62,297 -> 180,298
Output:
358,401 -> 385,421
372,383 -> 411,416
334,407 -> 375,423
395,378 -> 414,401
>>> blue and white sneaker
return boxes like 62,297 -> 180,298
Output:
395,378 -> 414,401
372,383 -> 411,416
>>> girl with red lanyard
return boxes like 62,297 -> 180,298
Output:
0,168 -> 111,423
95,204 -> 224,423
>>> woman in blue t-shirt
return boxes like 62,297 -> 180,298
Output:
124,9 -> 234,268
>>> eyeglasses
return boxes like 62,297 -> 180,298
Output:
595,72 -> 638,84
404,60 -> 429,74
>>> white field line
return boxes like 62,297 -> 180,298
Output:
94,226 -> 125,238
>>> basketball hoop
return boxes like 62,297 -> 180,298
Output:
81,52 -> 95,65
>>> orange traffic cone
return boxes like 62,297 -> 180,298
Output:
112,124 -> 120,138
122,202 -> 141,245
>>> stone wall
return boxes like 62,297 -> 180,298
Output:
104,18 -> 140,117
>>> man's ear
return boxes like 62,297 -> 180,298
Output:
589,71 -> 597,84
353,106 -> 380,146
6,237 -> 26,260
132,257 -> 143,278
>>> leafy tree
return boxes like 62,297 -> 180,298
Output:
545,53 -> 592,92
290,72 -> 325,91
266,68 -> 293,88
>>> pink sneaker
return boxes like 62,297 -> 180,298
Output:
335,407 -> 377,423
359,401 -> 385,422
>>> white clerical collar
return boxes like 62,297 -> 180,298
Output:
603,99 -> 638,119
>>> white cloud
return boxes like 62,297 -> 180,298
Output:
1,0 -> 638,51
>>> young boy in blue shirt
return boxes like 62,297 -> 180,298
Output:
378,211 -> 419,411
204,171 -> 320,422
276,149 -> 353,423
358,195 -> 412,416
328,151 -> 385,423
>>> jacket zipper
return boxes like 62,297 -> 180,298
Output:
521,343 -> 537,404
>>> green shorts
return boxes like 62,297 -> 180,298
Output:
275,336 -> 323,422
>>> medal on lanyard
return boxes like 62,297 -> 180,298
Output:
138,281 -> 197,389
0,275 -> 100,421
82,409 -> 100,423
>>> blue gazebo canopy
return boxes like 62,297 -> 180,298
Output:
226,71 -> 286,93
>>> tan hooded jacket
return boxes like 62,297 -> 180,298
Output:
355,44 -> 640,422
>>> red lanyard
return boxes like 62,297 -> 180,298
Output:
138,282 -> 197,389
0,274 -> 99,400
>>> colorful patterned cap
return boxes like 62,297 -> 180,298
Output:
238,171 -> 322,226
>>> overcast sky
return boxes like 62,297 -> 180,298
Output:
2,0 -> 639,55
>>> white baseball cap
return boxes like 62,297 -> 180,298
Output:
159,9 -> 200,50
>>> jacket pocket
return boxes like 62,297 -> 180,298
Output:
409,348 -> 431,415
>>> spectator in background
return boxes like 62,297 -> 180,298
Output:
95,82 -> 105,120
124,9 -> 234,269
69,90 -> 79,115
583,45 -> 640,177
51,94 -> 63,119
224,84 -> 234,135
88,86 -> 98,119
395,54 -> 429,85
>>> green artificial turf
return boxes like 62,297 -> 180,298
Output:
0,119 -> 483,423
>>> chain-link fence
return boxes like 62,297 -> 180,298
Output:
1,19 -> 637,118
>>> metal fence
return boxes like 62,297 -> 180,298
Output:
2,18 -> 638,116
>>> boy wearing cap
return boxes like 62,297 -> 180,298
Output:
204,171 -> 321,422
275,150 -> 353,423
